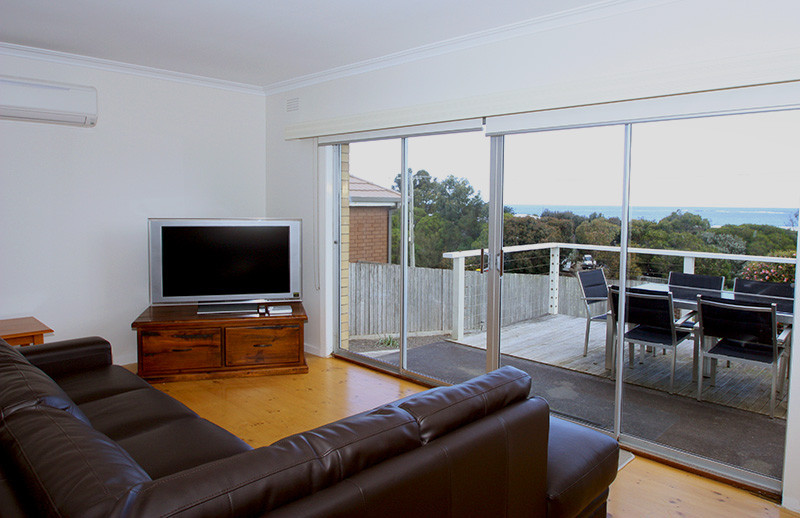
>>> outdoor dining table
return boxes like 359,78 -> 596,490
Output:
603,282 -> 794,373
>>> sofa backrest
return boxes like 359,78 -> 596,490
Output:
111,366 -> 538,517
0,404 -> 151,518
267,396 -> 551,518
0,339 -> 89,423
397,364 -> 533,444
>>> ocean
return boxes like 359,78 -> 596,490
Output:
508,205 -> 799,229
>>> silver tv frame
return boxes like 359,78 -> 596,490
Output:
148,218 -> 302,306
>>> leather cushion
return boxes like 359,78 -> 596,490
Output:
53,364 -> 152,404
0,468 -> 31,518
0,404 -> 150,518
117,405 -> 421,516
19,336 -> 112,377
398,365 -> 532,444
546,417 -> 619,518
0,339 -> 89,424
77,387 -> 198,440
277,404 -> 421,485
117,416 -> 252,478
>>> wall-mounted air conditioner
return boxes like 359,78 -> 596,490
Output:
0,76 -> 97,127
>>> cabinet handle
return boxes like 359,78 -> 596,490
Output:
171,348 -> 193,352
252,344 -> 273,348
174,333 -> 216,340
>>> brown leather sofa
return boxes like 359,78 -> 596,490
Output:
0,336 -> 618,517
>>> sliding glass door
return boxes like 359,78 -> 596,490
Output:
337,140 -> 402,368
328,88 -> 800,492
498,126 -> 624,431
401,132 -> 491,383
620,110 -> 800,483
336,130 -> 491,384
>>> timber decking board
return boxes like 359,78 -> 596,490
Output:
458,313 -> 787,418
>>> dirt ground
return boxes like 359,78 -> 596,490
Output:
347,333 -> 451,353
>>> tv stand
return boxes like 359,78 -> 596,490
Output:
131,302 -> 308,382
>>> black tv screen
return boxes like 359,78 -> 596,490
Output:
149,219 -> 302,305
162,226 -> 290,297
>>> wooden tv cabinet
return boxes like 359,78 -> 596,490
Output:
131,303 -> 308,382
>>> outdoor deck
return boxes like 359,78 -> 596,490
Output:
457,313 -> 788,419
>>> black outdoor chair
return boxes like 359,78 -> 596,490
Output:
668,271 -> 725,301
667,272 -> 725,352
577,269 -> 610,357
609,286 -> 695,394
733,278 -> 794,314
695,295 -> 791,418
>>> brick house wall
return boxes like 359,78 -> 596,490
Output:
350,206 -> 391,263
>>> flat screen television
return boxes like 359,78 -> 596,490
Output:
148,218 -> 302,310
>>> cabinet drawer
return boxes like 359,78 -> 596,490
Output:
141,328 -> 222,372
225,325 -> 301,367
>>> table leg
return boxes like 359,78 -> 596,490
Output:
605,317 -> 616,372
693,335 -> 713,380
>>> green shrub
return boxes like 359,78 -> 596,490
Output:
740,250 -> 796,283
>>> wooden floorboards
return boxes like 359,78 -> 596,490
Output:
151,354 -> 796,517
458,313 -> 787,418
608,456 -> 799,517
152,354 -> 423,447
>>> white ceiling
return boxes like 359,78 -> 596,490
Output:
0,0 -> 604,88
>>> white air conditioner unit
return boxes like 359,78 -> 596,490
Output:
0,76 -> 97,127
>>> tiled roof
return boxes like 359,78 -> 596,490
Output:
349,175 -> 401,203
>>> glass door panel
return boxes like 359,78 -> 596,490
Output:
338,140 -> 403,368
622,110 -> 800,482
401,131 -> 491,384
500,125 -> 625,431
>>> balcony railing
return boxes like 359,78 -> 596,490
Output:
443,242 -> 795,340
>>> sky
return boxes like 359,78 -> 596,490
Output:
349,110 -> 800,210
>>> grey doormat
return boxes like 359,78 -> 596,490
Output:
373,341 -> 785,479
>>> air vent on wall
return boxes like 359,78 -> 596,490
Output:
286,97 -> 300,112
0,76 -> 97,127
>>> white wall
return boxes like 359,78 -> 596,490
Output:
0,53 -> 267,365
263,0 -> 800,507
264,104 -> 332,356
279,0 -> 800,138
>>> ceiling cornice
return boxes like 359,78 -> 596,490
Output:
0,0 -> 675,97
262,0 -> 679,96
285,46 -> 800,139
0,42 -> 266,96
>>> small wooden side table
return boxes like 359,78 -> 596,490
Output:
0,317 -> 54,346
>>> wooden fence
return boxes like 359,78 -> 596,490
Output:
349,262 -> 589,337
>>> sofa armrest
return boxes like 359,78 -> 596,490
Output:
20,336 -> 112,377
546,417 -> 619,518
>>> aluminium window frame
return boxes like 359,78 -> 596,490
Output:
483,80 -> 800,496
319,80 -> 800,495
325,118 -> 486,386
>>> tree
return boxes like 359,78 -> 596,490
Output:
384,170 -> 797,285
575,217 -> 624,277
709,224 -> 796,256
391,170 -> 488,268
658,210 -> 711,234
501,214 -> 581,274
575,218 -> 619,246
